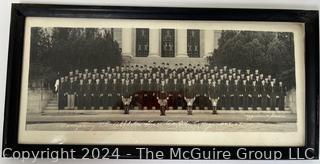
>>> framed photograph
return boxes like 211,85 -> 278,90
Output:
2,4 -> 319,160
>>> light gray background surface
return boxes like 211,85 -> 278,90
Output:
0,0 -> 319,163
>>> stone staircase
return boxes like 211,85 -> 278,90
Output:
45,97 -> 58,110
122,56 -> 209,67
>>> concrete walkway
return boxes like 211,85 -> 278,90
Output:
27,110 -> 296,124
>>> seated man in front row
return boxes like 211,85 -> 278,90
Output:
157,80 -> 169,116
184,80 -> 195,115
208,80 -> 219,114
121,79 -> 133,114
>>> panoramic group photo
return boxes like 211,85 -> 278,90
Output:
19,18 -> 304,146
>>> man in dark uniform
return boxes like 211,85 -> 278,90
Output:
180,79 -> 188,110
130,74 -> 138,108
117,79 -> 125,110
84,78 -> 93,110
260,80 -> 269,110
122,79 -> 133,114
250,81 -> 259,110
111,79 -> 120,109
67,77 -> 77,110
277,81 -> 287,110
131,78 -> 147,109
58,77 -> 67,110
240,80 -> 249,110
223,80 -> 232,109
208,80 -> 219,114
233,80 -> 241,110
171,78 -> 181,110
93,78 -> 102,109
157,80 -> 168,116
270,81 -> 277,110
146,78 -> 154,109
153,78 -> 161,109
193,75 -> 200,108
184,80 -> 195,115
76,79 -> 85,109
198,79 -> 208,110
151,62 -> 158,74
102,78 -> 111,109
217,79 -> 224,110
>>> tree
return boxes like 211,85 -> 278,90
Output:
29,27 -> 122,87
208,30 -> 295,89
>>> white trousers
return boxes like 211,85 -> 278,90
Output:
67,94 -> 75,109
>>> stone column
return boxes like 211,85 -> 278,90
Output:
176,29 -> 188,58
203,30 -> 214,58
149,29 -> 160,57
121,28 -> 133,57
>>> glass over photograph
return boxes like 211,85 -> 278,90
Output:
18,18 -> 305,146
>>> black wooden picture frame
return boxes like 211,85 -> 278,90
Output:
2,3 -> 319,160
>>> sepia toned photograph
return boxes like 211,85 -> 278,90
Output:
18,17 -> 305,146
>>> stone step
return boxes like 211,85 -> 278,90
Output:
42,108 -> 292,114
45,106 -> 58,110
47,104 -> 58,108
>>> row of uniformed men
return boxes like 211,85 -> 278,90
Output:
56,68 -> 287,112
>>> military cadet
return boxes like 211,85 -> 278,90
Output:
216,79 -> 223,110
233,80 -> 241,110
270,81 -> 277,110
223,66 -> 227,72
237,69 -> 241,75
120,66 -> 125,74
260,80 -> 269,110
102,78 -> 110,109
157,80 -> 168,116
259,74 -> 264,82
184,80 -> 195,115
225,80 -> 233,109
241,80 -> 249,110
254,69 -> 259,77
111,79 -> 119,109
64,75 -> 69,83
146,78 -> 154,109
84,68 -> 89,75
240,74 -> 245,81
92,74 -> 96,81
250,81 -> 259,110
131,78 -> 147,109
84,78 -> 93,110
198,79 -> 208,110
58,77 -> 66,110
130,76 -> 139,109
117,79 -> 125,110
277,81 -> 286,110
151,62 -> 157,74
68,71 -> 74,78
122,79 -> 133,114
93,78 -> 102,109
208,80 -> 219,114
228,69 -> 233,76
180,78 -> 187,110
67,77 -> 77,109
101,68 -> 106,75
151,78 -> 159,108
143,73 -> 148,81
267,75 -> 272,82
76,79 -> 85,110
74,69 -> 79,77
245,69 -> 250,77
246,75 -> 251,86
171,78 -> 181,110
